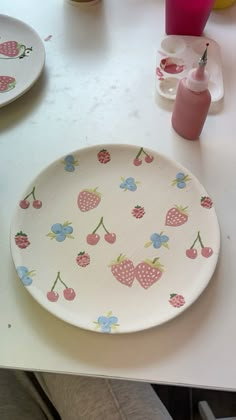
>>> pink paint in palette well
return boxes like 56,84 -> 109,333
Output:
160,57 -> 185,74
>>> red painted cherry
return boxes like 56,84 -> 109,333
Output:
145,155 -> 154,163
186,248 -> 198,259
47,291 -> 59,302
133,158 -> 142,166
33,200 -> 42,209
19,199 -> 30,209
201,247 -> 213,258
87,233 -> 100,245
104,233 -> 116,244
63,288 -> 76,301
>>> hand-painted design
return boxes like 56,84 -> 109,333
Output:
171,172 -> 191,189
47,271 -> 76,302
16,266 -> 35,286
94,311 -> 119,333
62,155 -> 79,172
0,41 -> 32,59
77,188 -> 101,212
145,232 -> 169,249
47,221 -> 74,242
76,251 -> 90,267
156,67 -> 164,81
87,217 -> 116,245
165,205 -> 188,227
0,76 -> 16,92
109,254 -> 135,287
133,147 -> 154,166
186,231 -> 213,259
169,293 -> 185,308
15,232 -> 30,249
132,205 -> 145,219
120,177 -> 140,192
201,196 -> 213,209
97,149 -> 111,164
134,258 -> 164,289
19,186 -> 42,209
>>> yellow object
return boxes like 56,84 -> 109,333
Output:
213,0 -> 235,8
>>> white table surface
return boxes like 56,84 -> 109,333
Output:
1,0 -> 236,391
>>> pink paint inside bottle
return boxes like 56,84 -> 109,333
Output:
172,44 -> 211,140
165,0 -> 215,36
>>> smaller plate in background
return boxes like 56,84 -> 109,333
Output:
156,35 -> 224,103
0,14 -> 45,108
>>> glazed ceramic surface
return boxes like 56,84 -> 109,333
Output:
0,14 -> 45,107
10,145 -> 220,333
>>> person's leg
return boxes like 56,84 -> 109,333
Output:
36,372 -> 173,420
0,369 -> 59,420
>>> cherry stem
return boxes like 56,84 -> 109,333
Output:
51,271 -> 68,290
24,186 -> 36,200
101,220 -> 109,234
190,236 -> 198,249
51,272 -> 60,291
59,278 -> 68,288
142,149 -> 149,157
92,216 -> 104,234
197,231 -> 204,248
135,147 -> 143,159
190,231 -> 204,249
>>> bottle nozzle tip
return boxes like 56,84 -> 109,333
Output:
199,43 -> 209,67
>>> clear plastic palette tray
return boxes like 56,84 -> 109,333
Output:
156,36 -> 224,103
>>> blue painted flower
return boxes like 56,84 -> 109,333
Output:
17,266 -> 35,286
172,172 -> 191,189
62,155 -> 79,172
94,312 -> 119,333
47,221 -> 74,242
145,232 -> 169,249
120,177 -> 139,192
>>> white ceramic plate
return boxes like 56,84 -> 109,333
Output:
0,14 -> 45,107
10,145 -> 220,333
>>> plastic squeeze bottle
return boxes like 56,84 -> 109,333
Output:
171,44 -> 211,140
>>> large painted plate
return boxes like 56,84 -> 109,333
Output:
10,145 -> 220,333
0,14 -> 45,107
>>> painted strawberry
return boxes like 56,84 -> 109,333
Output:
132,205 -> 145,219
109,254 -> 135,287
0,41 -> 32,59
77,188 -> 101,212
15,231 -> 30,249
0,41 -> 20,57
0,76 -> 16,92
201,196 -> 213,209
169,293 -> 185,308
76,252 -> 90,267
165,205 -> 188,227
97,149 -> 111,164
135,258 -> 164,289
